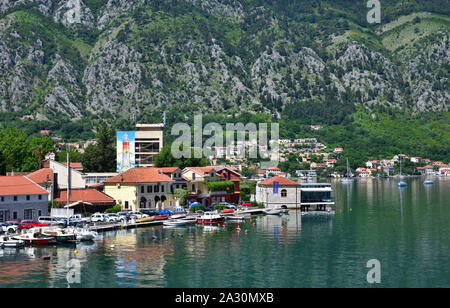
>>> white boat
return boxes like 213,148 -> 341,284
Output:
398,157 -> 407,187
196,211 -> 225,224
226,214 -> 251,221
67,227 -> 98,241
340,159 -> 354,183
262,208 -> 283,215
170,213 -> 187,219
424,179 -> 434,185
163,218 -> 196,226
0,236 -> 25,248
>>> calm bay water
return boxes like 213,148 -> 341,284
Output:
1,177 -> 449,288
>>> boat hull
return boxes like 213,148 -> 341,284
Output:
196,217 -> 225,225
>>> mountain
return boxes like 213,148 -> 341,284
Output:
0,0 -> 449,161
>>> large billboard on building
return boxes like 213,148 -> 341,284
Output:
117,131 -> 136,172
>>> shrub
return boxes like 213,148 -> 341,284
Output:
105,205 -> 122,213
205,181 -> 235,193
189,204 -> 205,213
214,204 -> 226,211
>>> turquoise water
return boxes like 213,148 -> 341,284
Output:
0,177 -> 449,288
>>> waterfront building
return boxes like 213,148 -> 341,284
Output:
182,166 -> 241,207
104,167 -> 180,211
0,176 -> 49,222
439,165 -> 450,176
256,176 -> 334,210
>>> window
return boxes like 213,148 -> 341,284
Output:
13,212 -> 17,220
26,195 -> 30,201
147,185 -> 152,193
0,196 -> 4,202
38,210 -> 42,217
24,209 -> 33,220
161,185 -> 164,193
154,185 -> 159,193
141,186 -> 145,194
192,173 -> 195,180
281,189 -> 287,198
13,196 -> 18,201
124,201 -> 129,209
38,195 -> 42,200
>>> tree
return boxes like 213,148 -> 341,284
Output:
82,123 -> 116,172
155,143 -> 208,169
174,188 -> 188,207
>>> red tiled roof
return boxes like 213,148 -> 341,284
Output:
62,162 -> 83,169
26,168 -> 53,184
54,189 -> 115,204
104,168 -> 174,184
0,176 -> 49,196
258,176 -> 300,187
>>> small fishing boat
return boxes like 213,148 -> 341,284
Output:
136,216 -> 154,223
163,218 -> 196,227
171,213 -> 187,219
70,227 -> 98,241
398,181 -> 407,187
42,228 -> 77,243
196,211 -> 225,225
424,179 -> 434,185
262,208 -> 283,216
0,236 -> 25,248
226,214 -> 251,222
13,229 -> 55,245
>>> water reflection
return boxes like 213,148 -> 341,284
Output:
0,177 -> 449,287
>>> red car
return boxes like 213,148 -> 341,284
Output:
241,201 -> 252,207
20,220 -> 48,229
5,221 -> 26,231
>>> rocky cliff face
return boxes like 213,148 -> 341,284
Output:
0,0 -> 448,121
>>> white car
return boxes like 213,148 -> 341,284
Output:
104,214 -> 121,223
1,223 -> 19,234
90,213 -> 106,223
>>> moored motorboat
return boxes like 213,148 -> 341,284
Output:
424,179 -> 434,185
262,208 -> 283,216
69,227 -> 98,241
0,236 -> 25,248
163,218 -> 196,227
171,213 -> 187,219
42,228 -> 77,243
13,229 -> 55,245
196,211 -> 225,225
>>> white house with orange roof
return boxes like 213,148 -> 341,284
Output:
0,176 -> 49,222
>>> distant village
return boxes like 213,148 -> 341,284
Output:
0,124 -> 448,224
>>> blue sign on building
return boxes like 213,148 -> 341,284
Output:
273,181 -> 279,194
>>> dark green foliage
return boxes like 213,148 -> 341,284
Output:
81,123 -> 116,172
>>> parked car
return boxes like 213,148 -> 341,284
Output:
220,202 -> 237,210
128,211 -> 149,219
90,213 -> 106,223
104,213 -> 121,223
5,221 -> 25,231
0,222 -> 19,234
38,216 -> 65,226
69,214 -> 90,225
241,201 -> 252,207
20,220 -> 48,229
139,209 -> 158,217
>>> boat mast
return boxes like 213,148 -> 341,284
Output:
67,152 -> 70,219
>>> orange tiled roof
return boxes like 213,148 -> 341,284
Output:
26,168 -> 53,184
0,176 -> 49,196
54,189 -> 115,203
258,176 -> 300,187
62,162 -> 83,169
104,168 -> 174,184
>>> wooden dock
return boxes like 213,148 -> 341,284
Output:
89,220 -> 165,232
